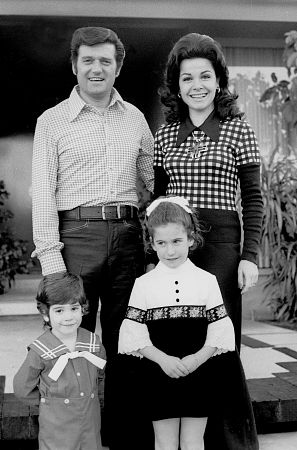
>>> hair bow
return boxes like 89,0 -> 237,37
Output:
146,196 -> 192,217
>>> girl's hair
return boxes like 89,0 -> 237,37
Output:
159,32 -> 243,123
145,198 -> 204,252
36,272 -> 88,328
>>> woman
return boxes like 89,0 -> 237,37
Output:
154,33 -> 263,350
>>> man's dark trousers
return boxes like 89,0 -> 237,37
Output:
59,211 -> 153,449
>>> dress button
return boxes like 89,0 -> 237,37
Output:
176,290 -> 179,293
77,372 -> 81,376
176,299 -> 180,302
91,393 -> 95,399
175,281 -> 178,284
64,399 -> 70,404
80,392 -> 84,397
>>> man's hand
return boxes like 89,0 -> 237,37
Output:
145,264 -> 155,273
43,271 -> 68,281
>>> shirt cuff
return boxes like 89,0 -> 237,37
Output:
241,249 -> 258,265
38,251 -> 67,276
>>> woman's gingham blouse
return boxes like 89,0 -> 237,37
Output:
154,116 -> 260,211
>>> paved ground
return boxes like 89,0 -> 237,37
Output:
1,274 -> 297,449
1,315 -> 297,448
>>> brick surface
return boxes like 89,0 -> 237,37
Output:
2,322 -> 297,441
242,335 -> 271,348
0,384 -> 38,442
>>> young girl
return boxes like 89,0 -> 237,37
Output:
13,272 -> 106,450
118,197 -> 259,450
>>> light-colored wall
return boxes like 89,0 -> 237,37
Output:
0,0 -> 295,22
0,134 -> 34,254
0,0 -> 293,262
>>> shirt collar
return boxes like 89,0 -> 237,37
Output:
30,328 -> 101,359
176,110 -> 220,147
68,85 -> 126,121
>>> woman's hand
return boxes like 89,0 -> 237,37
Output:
158,354 -> 189,378
238,259 -> 258,294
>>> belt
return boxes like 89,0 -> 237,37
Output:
59,205 -> 138,220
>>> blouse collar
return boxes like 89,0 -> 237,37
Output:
176,110 -> 220,147
156,258 -> 193,274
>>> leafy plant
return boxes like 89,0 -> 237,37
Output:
0,180 -> 31,294
257,30 -> 297,321
259,72 -> 297,158
259,156 -> 297,321
259,30 -> 297,158
284,30 -> 297,75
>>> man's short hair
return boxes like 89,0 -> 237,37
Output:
71,26 -> 125,71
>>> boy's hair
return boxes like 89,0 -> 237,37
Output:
36,272 -> 88,327
145,198 -> 204,252
71,26 -> 125,72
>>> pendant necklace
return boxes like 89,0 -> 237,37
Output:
187,132 -> 208,159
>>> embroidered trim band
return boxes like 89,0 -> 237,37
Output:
206,304 -> 228,323
126,304 -> 227,324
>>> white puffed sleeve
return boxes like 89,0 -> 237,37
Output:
118,278 -> 153,357
204,275 -> 235,355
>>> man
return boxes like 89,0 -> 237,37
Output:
32,27 -> 154,359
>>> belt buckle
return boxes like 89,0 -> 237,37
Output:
101,205 -> 106,220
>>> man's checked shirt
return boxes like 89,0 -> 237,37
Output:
32,86 -> 154,275
154,113 -> 260,210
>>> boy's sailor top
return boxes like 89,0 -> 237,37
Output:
119,259 -> 235,357
13,327 -> 106,450
30,329 -> 105,381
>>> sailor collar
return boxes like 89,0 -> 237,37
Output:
29,327 -> 101,360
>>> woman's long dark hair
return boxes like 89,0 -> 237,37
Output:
159,33 -> 243,123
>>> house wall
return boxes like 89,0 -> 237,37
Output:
1,0 -> 296,22
0,1 -> 296,260
0,134 -> 33,254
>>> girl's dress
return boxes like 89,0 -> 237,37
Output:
13,327 -> 106,450
118,259 -> 259,449
153,112 -> 263,349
